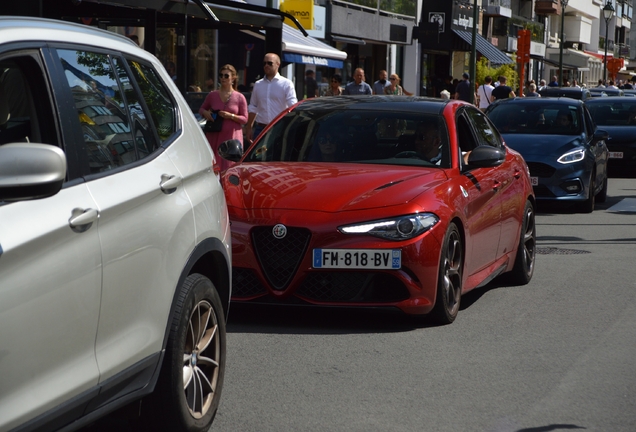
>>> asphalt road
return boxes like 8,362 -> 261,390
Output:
212,177 -> 636,432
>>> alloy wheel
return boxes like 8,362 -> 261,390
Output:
182,300 -> 220,419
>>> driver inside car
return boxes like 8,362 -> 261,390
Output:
413,120 -> 443,164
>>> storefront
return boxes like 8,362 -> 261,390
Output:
327,1 -> 416,92
241,23 -> 347,98
2,0 -> 307,96
415,0 -> 512,97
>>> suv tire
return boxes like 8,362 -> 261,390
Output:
145,273 -> 226,431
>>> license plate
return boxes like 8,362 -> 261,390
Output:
313,249 -> 401,269
531,176 -> 539,186
609,152 -> 623,159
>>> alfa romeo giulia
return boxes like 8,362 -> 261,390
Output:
220,96 -> 536,324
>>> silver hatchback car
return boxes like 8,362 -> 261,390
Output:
0,17 -> 231,431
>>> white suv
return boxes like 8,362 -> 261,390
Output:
0,17 -> 231,431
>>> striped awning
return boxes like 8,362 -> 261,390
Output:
453,29 -> 513,66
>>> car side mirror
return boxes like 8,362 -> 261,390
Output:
218,139 -> 243,162
593,129 -> 609,143
466,145 -> 505,168
0,143 -> 66,201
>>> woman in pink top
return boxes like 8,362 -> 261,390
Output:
199,64 -> 248,172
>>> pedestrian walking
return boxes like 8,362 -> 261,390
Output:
246,53 -> 298,143
343,68 -> 372,95
454,72 -> 473,102
477,75 -> 494,112
199,64 -> 248,172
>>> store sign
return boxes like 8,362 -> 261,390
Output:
450,2 -> 477,32
283,53 -> 343,69
428,12 -> 445,33
280,0 -> 313,30
453,14 -> 474,31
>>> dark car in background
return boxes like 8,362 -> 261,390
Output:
586,96 -> 636,174
485,97 -> 609,212
538,87 -> 592,100
589,88 -> 624,97
620,88 -> 636,97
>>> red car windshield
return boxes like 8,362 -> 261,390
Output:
244,110 -> 451,168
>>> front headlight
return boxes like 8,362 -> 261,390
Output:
558,149 -> 585,164
339,213 -> 440,241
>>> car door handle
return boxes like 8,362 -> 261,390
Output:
493,180 -> 501,192
514,170 -> 521,179
69,208 -> 99,232
160,174 -> 181,194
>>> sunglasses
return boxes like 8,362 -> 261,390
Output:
263,61 -> 274,66
390,77 -> 397,81
220,73 -> 231,79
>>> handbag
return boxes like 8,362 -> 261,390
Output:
204,110 -> 224,133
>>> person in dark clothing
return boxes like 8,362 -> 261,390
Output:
454,72 -> 472,102
441,75 -> 454,96
491,75 -> 516,101
305,69 -> 318,98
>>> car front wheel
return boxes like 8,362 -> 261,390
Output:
596,175 -> 608,203
505,200 -> 536,285
578,174 -> 596,213
430,223 -> 463,325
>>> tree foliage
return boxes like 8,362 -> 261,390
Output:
475,57 -> 518,88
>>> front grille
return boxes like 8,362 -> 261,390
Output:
252,226 -> 311,290
526,162 -> 556,178
296,272 -> 410,303
232,268 -> 267,298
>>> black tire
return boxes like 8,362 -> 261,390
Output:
430,223 -> 463,325
145,273 -> 226,431
505,200 -> 536,285
578,174 -> 595,213
596,175 -> 608,203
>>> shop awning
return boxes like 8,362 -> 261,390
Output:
282,24 -> 347,69
541,57 -> 581,70
584,50 -> 614,61
453,29 -> 513,66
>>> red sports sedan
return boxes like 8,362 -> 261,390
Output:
219,96 -> 536,324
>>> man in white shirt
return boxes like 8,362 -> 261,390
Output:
246,53 -> 298,143
477,75 -> 494,112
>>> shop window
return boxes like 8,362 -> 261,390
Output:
189,28 -> 217,93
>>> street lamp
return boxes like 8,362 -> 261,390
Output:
603,0 -> 615,85
558,0 -> 569,87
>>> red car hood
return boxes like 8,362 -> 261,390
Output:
223,162 -> 448,212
